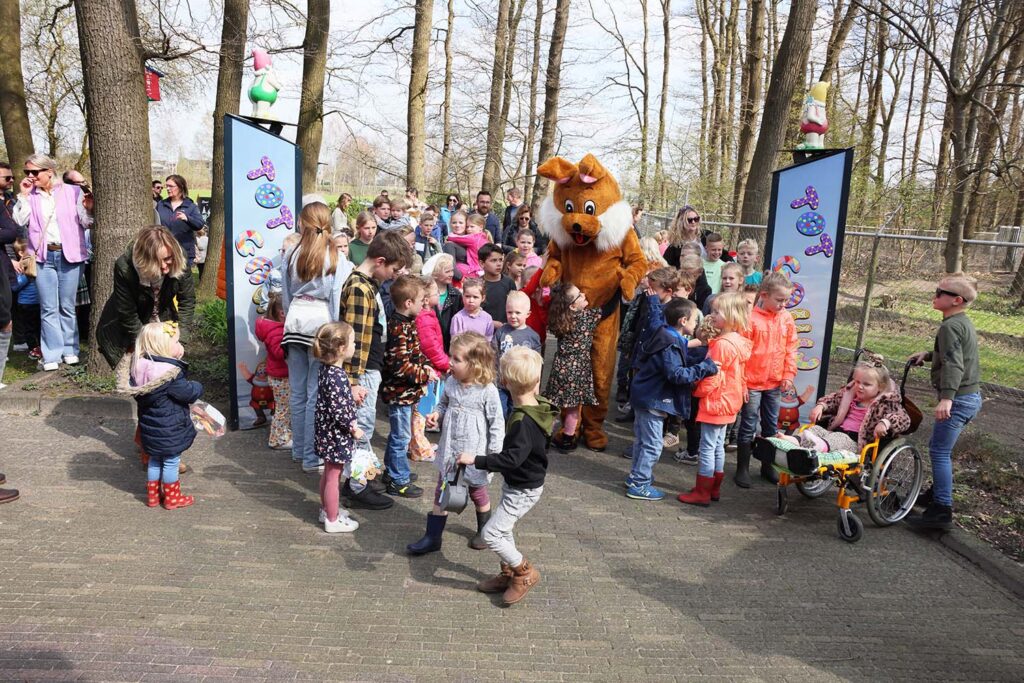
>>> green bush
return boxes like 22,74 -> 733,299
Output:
194,298 -> 229,346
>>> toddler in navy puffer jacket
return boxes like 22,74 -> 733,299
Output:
120,321 -> 203,510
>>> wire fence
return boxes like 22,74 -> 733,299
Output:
639,213 -> 1024,401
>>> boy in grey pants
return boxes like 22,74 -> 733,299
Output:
458,346 -> 556,606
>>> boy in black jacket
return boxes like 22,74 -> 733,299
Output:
457,346 -> 555,606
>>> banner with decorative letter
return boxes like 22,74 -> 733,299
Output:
224,115 -> 302,430
763,148 -> 854,429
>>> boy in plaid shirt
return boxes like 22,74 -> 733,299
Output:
339,231 -> 412,510
381,275 -> 439,497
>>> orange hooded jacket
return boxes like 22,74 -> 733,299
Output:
694,332 -> 753,424
742,306 -> 798,391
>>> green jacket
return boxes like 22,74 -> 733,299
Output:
96,244 -> 196,368
929,312 -> 981,400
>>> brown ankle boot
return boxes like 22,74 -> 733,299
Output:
477,563 -> 513,593
502,558 -> 540,605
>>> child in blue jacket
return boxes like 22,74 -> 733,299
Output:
626,297 -> 717,501
119,321 -> 204,510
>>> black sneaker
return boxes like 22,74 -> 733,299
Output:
906,503 -> 953,531
381,471 -> 418,489
341,480 -> 394,510
386,479 -> 424,498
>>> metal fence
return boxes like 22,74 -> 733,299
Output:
639,214 -> 1024,400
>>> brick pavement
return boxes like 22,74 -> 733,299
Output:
2,409 -> 1023,682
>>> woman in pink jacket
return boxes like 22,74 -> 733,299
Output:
13,153 -> 92,371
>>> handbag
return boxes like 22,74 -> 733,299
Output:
438,465 -> 469,514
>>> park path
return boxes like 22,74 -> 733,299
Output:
1,410 -> 1022,682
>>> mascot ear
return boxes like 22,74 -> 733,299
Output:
577,154 -> 609,185
537,157 -> 578,185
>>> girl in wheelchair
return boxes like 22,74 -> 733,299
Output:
777,358 -> 911,455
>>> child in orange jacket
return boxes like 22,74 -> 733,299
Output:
678,293 -> 752,507
734,272 -> 798,488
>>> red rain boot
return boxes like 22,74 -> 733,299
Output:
146,480 -> 161,508
678,474 -> 714,507
710,472 -> 725,502
161,481 -> 194,510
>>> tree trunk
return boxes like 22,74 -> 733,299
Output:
0,0 -> 35,168
407,0 -> 434,192
723,0 -> 740,187
875,46 -> 903,197
857,11 -> 886,215
496,0 -> 527,193
481,0 -> 512,193
522,0 -> 544,207
818,0 -> 859,112
74,0 -> 153,374
731,0 -> 764,220
653,0 -> 671,212
296,0 -> 330,194
198,0 -> 248,300
910,0 -> 936,186
900,48 -> 919,183
438,0 -> 455,189
530,0 -> 570,212
638,0 -> 650,202
698,29 -> 709,176
738,0 -> 816,238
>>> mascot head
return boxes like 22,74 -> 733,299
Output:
536,154 -> 633,253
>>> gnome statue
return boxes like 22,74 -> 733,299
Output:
796,81 -> 829,150
248,48 -> 282,119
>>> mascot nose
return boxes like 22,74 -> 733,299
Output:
571,222 -> 582,233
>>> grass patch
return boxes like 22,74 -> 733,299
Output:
1,350 -> 37,385
62,364 -> 117,393
194,298 -> 229,346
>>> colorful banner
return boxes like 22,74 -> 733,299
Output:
224,115 -> 302,430
764,148 -> 853,428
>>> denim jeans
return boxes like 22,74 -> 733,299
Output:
698,422 -> 728,477
384,403 -> 413,485
37,251 -> 82,364
286,346 -> 321,469
498,387 -> 513,420
629,409 -> 666,486
738,387 -> 782,444
147,453 -> 181,484
353,369 -> 382,453
929,393 -> 982,506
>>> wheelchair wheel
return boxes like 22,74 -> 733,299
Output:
866,440 -> 923,527
796,477 -> 832,499
775,486 -> 788,516
836,509 -> 863,543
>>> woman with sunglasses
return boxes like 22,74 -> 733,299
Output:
664,205 -> 708,268
439,193 -> 462,241
12,153 -> 93,371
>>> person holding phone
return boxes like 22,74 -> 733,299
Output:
155,174 -> 205,267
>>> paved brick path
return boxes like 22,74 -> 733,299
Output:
2,411 -> 1022,681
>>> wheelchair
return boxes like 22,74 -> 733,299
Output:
756,357 -> 925,543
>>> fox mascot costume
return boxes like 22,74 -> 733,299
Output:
537,154 -> 647,450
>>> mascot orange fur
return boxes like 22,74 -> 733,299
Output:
537,154 -> 647,450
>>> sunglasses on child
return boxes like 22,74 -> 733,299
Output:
934,288 -> 961,300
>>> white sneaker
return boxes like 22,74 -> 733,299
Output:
12,343 -> 28,352
63,355 -> 79,365
324,513 -> 359,533
302,463 -> 325,474
318,507 -> 326,523
42,362 -> 59,372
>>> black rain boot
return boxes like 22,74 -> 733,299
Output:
468,510 -> 491,549
759,449 -> 779,484
733,442 -> 752,489
406,513 -> 447,555
906,502 -> 953,531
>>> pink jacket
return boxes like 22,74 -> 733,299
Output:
255,317 -> 287,378
448,232 -> 489,278
416,307 -> 450,372
742,306 -> 798,390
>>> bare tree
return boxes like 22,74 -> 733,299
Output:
407,0 -> 435,192
522,0 -> 544,206
437,0 -> 456,189
653,0 -> 671,211
738,0 -> 817,235
481,0 -> 512,192
74,0 -> 154,373
530,0 -> 570,211
732,0 -> 765,219
296,0 -> 331,193
198,0 -> 249,299
0,0 -> 35,166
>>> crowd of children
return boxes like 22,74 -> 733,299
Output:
114,194 -> 982,606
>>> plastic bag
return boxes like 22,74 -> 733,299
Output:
417,379 -> 442,415
191,401 -> 227,437
348,448 -> 382,485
